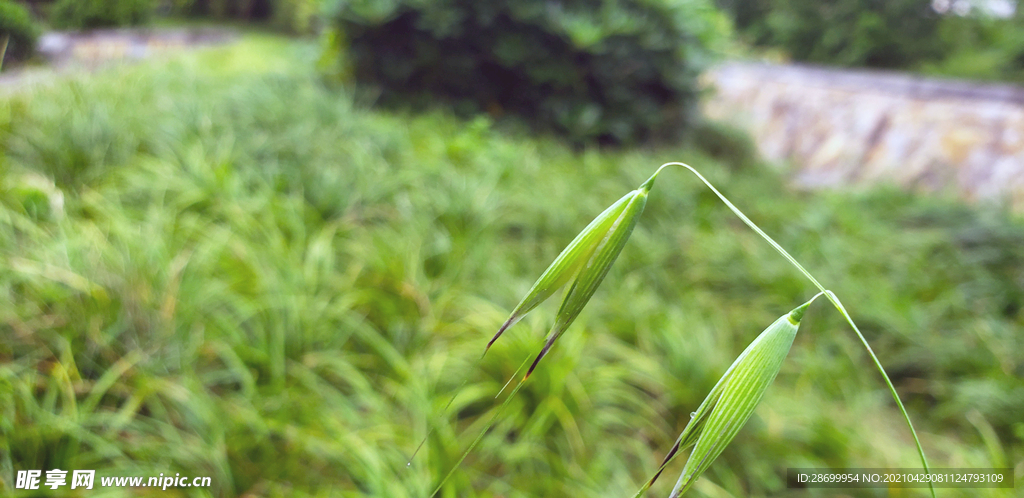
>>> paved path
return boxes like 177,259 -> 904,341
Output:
0,28 -> 236,93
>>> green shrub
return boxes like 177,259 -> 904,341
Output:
326,0 -> 730,145
0,0 -> 40,68
51,0 -> 155,29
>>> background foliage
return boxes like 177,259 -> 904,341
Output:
921,11 -> 1024,82
325,0 -> 730,146
0,0 -> 40,68
165,0 -> 320,34
717,0 -> 1024,84
725,0 -> 946,68
2,0 -> 317,34
50,0 -> 155,29
0,37 -> 1020,496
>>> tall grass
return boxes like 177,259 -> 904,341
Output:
0,35 -> 1021,497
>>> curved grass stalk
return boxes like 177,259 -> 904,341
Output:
648,162 -> 934,498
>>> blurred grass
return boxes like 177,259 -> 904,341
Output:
0,34 -> 1021,497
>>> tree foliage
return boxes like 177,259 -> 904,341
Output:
718,0 -> 1024,83
51,0 -> 156,29
167,0 -> 321,34
0,0 -> 41,67
718,0 -> 946,68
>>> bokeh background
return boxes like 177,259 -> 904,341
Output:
1,1 -> 1022,497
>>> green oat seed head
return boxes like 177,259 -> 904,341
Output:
485,190 -> 635,353
486,180 -> 651,380
526,187 -> 649,378
637,296 -> 820,498
430,180 -> 649,496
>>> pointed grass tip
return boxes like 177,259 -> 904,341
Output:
788,300 -> 812,324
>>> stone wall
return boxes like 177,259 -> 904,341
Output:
703,63 -> 1024,210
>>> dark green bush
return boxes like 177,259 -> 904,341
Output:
0,0 -> 40,68
326,0 -> 730,145
51,0 -> 155,29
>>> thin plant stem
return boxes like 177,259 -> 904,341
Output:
0,34 -> 10,73
650,162 -> 935,498
409,353 -> 532,466
430,370 -> 531,497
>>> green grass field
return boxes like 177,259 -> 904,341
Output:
1,35 -> 1021,497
